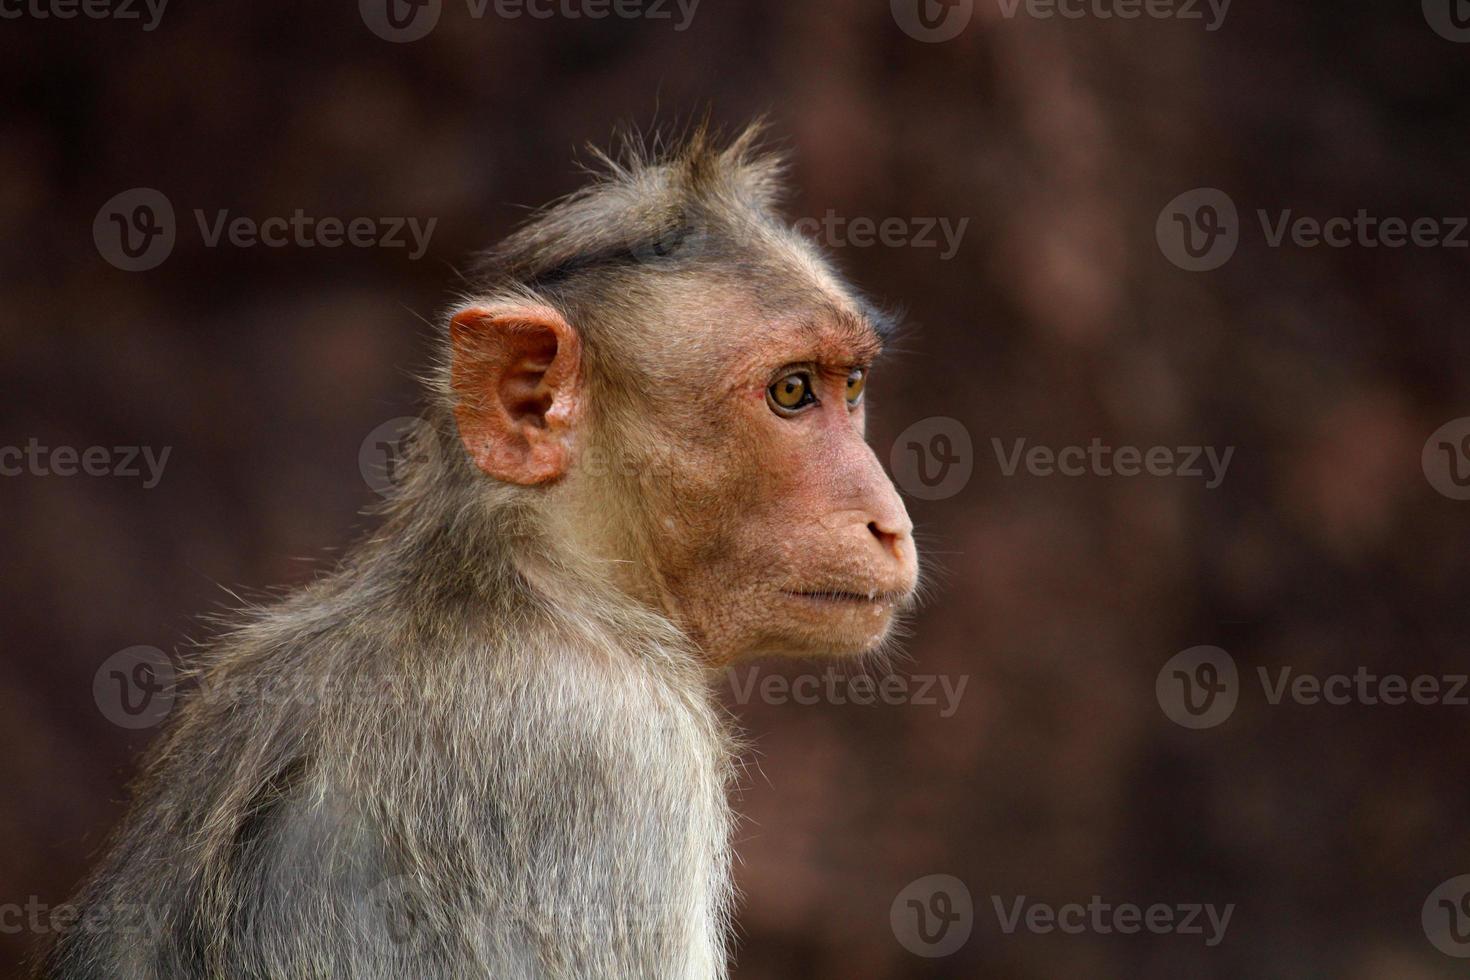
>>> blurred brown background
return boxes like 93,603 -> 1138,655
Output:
3,0 -> 1469,976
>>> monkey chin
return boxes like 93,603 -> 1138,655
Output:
769,588 -> 910,658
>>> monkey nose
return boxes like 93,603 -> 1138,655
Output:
862,499 -> 917,584
866,519 -> 907,559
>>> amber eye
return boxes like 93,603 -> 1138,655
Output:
768,372 -> 815,412
845,368 -> 867,406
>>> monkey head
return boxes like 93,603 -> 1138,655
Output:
444,129 -> 919,665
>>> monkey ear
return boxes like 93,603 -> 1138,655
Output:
449,303 -> 584,486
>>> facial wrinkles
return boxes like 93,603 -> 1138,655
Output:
726,325 -> 879,393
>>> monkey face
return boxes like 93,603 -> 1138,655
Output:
449,281 -> 918,666
600,299 -> 920,665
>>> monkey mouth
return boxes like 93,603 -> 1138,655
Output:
781,589 -> 907,606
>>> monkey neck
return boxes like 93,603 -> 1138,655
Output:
364,441 -> 714,686
357,411 -> 723,675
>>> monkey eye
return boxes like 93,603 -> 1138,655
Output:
845,368 -> 867,407
768,372 -> 816,413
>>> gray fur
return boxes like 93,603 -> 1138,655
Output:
41,123 -> 838,980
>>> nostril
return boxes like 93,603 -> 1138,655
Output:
868,521 -> 898,553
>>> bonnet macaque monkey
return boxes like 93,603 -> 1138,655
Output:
44,123 -> 918,979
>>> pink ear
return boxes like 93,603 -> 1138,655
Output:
449,304 -> 583,485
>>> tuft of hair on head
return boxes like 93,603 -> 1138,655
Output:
467,116 -> 789,295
